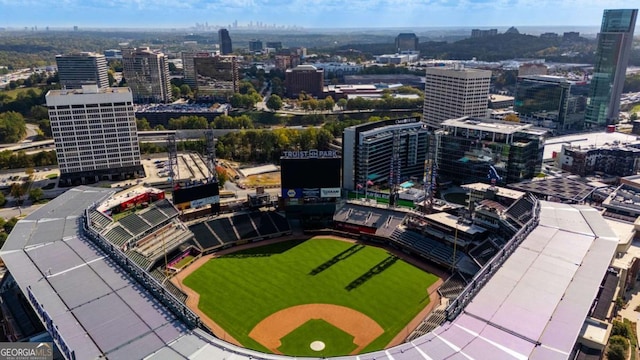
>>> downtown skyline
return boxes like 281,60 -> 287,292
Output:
0,0 -> 638,30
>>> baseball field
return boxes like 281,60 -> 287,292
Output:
181,237 -> 440,357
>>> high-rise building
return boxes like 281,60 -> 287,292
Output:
342,117 -> 429,191
248,39 -> 263,52
423,65 -> 492,129
122,47 -> 171,103
395,33 -> 418,52
471,29 -> 498,38
585,9 -> 638,127
181,51 -> 211,88
285,65 -> 324,98
218,28 -> 232,55
45,85 -> 143,185
193,55 -> 239,100
55,52 -> 109,90
515,75 -> 588,132
436,117 -> 546,185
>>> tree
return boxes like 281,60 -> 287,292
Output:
29,105 -> 49,120
324,96 -> 335,111
0,192 -> 5,207
25,167 -> 34,180
607,342 -> 627,360
0,112 -> 27,143
3,217 -> 18,233
136,118 -> 151,131
180,84 -> 192,97
216,167 -> 227,187
266,94 -> 283,111
29,187 -> 44,202
337,98 -> 348,110
10,183 -> 26,205
171,85 -> 181,99
504,113 -> 520,122
631,112 -> 638,121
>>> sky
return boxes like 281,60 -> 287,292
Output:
0,0 -> 636,29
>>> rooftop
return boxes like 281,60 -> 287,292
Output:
544,130 -> 640,159
442,116 -> 534,135
463,182 -> 526,200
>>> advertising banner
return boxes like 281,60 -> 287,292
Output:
321,188 -> 341,198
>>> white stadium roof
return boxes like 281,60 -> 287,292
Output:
0,187 -> 618,360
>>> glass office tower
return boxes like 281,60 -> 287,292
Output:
515,75 -> 588,132
585,9 -> 637,127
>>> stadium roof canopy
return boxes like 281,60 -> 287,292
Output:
0,187 -> 619,360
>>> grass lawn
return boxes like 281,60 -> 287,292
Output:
278,319 -> 357,357
183,238 -> 438,356
631,103 -> 640,115
173,255 -> 194,269
0,87 -> 42,100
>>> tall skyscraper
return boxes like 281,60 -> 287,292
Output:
218,28 -> 232,55
585,9 -> 637,127
45,85 -> 143,185
122,47 -> 171,103
423,65 -> 492,129
55,52 -> 109,89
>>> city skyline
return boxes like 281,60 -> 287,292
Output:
0,0 -> 638,29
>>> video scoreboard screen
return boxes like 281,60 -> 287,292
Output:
280,150 -> 341,199
173,182 -> 220,210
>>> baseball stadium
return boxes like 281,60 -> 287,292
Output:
0,154 -> 621,359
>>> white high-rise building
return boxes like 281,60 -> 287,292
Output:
423,65 -> 492,129
56,52 -> 109,89
46,85 -> 143,185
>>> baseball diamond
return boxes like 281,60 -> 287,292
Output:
177,237 -> 441,357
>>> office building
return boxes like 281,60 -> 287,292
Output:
471,29 -> 498,38
45,85 -> 143,185
518,63 -> 548,77
248,39 -> 263,52
436,117 -> 546,185
342,117 -> 429,191
585,9 -> 638,127
266,41 -> 282,50
193,55 -> 239,100
395,33 -> 418,51
563,31 -> 581,42
559,143 -> 640,177
181,51 -> 208,88
218,28 -> 232,55
515,75 -> 588,132
122,47 -> 172,103
55,52 -> 109,90
103,49 -> 122,60
423,65 -> 492,129
285,65 -> 324,98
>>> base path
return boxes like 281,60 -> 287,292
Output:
249,304 -> 384,355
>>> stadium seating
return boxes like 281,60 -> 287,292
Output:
250,212 -> 278,236
505,195 -> 535,225
231,214 -> 258,240
119,213 -> 152,237
268,212 -> 291,233
140,207 -> 169,227
155,199 -> 180,218
125,249 -> 152,270
89,210 -> 112,232
389,227 -> 463,266
189,223 -> 223,250
104,225 -> 134,247
405,309 -> 447,341
206,218 -> 239,244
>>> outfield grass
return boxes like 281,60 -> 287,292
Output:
278,319 -> 357,357
183,238 -> 439,356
